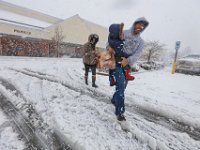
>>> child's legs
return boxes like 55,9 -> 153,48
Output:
109,69 -> 116,86
123,64 -> 135,80
123,64 -> 131,71
109,69 -> 114,80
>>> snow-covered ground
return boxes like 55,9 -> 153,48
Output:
0,109 -> 25,150
0,56 -> 200,150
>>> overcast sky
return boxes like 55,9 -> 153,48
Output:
1,0 -> 200,53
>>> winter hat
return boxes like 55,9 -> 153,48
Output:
88,34 -> 99,46
109,23 -> 124,40
88,34 -> 99,43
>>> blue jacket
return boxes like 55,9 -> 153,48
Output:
108,24 -> 130,59
124,17 -> 149,66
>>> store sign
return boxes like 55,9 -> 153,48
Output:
14,29 -> 31,35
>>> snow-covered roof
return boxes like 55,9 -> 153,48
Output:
0,1 -> 63,24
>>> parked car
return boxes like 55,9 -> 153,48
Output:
176,54 -> 200,75
139,61 -> 164,70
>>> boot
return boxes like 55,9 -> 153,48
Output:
85,76 -> 88,85
110,76 -> 116,86
124,69 -> 135,81
92,75 -> 98,88
117,114 -> 126,121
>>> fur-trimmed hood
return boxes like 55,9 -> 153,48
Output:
108,23 -> 124,40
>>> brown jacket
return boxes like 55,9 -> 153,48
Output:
83,42 -> 98,65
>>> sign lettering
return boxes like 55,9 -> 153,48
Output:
14,29 -> 31,35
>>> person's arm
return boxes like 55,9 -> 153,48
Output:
127,40 -> 144,66
122,50 -> 132,58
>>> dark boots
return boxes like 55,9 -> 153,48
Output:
84,75 -> 98,88
92,75 -> 98,88
84,76 -> 88,85
110,76 -> 116,86
117,114 -> 126,121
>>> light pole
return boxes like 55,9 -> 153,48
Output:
172,41 -> 181,74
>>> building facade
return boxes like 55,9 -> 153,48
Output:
0,1 -> 108,57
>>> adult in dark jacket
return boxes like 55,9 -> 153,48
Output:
111,17 -> 149,121
83,34 -> 99,88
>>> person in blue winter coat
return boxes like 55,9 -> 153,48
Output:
110,17 -> 149,121
108,22 -> 135,86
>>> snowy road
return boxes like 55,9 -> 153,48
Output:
0,57 -> 200,150
0,78 -> 71,150
10,67 -> 200,141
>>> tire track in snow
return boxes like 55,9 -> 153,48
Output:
10,68 -> 200,141
0,77 -> 71,150
7,68 -> 152,150
0,93 -> 47,149
24,68 -> 56,78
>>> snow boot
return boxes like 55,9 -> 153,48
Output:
124,69 -> 135,81
92,75 -> 98,88
117,115 -> 130,132
117,114 -> 126,121
84,76 -> 88,85
110,76 -> 116,86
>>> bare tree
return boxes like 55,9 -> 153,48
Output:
52,26 -> 64,57
141,41 -> 166,62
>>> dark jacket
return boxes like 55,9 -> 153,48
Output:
108,24 -> 130,59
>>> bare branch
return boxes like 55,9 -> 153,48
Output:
51,26 -> 65,57
141,41 -> 166,62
